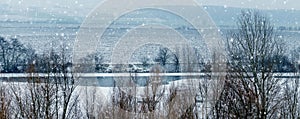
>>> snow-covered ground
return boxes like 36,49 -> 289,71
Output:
2,72 -> 299,118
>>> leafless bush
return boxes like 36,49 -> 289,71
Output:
0,82 -> 10,119
6,47 -> 81,119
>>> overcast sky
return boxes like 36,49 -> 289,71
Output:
1,0 -> 299,12
0,0 -> 299,22
198,0 -> 299,10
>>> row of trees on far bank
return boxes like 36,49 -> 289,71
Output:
0,37 -> 298,73
0,37 -> 74,73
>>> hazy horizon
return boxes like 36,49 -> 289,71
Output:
1,0 -> 299,20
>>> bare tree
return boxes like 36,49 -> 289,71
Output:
140,65 -> 165,113
155,47 -> 171,67
8,46 -> 81,119
280,47 -> 300,118
215,10 -> 285,118
0,82 -> 10,119
0,37 -> 35,73
79,52 -> 104,73
281,76 -> 300,118
54,46 -> 80,119
292,46 -> 300,71
140,56 -> 149,71
172,51 -> 180,73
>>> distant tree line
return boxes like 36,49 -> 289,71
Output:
0,37 -> 34,73
0,35 -> 299,73
277,26 -> 300,31
0,37 -> 73,73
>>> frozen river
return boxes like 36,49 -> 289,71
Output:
0,73 -> 299,87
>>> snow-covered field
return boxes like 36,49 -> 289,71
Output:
1,72 -> 298,118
